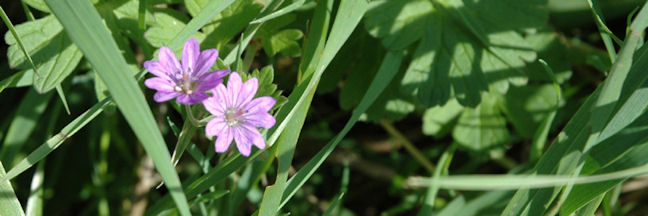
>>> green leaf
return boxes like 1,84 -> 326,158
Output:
422,99 -> 463,138
366,0 -> 546,106
452,93 -> 510,151
144,12 -> 205,48
501,84 -> 561,138
23,0 -> 50,13
4,15 -> 83,93
257,14 -> 303,57
0,162 -> 24,216
45,0 -> 190,214
187,0 -> 263,49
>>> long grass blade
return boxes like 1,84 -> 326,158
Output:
0,162 -> 25,216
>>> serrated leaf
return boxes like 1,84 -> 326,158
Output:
501,84 -> 561,138
262,29 -> 303,57
422,99 -> 463,137
366,0 -> 546,107
453,93 -> 510,151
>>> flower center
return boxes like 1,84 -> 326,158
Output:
225,108 -> 246,127
173,68 -> 197,94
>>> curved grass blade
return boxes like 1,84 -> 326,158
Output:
0,70 -> 33,93
44,0 -> 190,214
25,161 -> 44,216
0,5 -> 40,78
250,0 -> 306,24
418,145 -> 455,216
281,50 -> 401,208
405,163 -> 648,190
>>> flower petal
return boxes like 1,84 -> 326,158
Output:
158,46 -> 181,73
143,61 -> 171,78
206,118 -> 228,137
181,38 -> 200,74
213,84 -> 232,109
176,92 -> 209,104
227,72 -> 243,107
233,128 -> 252,156
244,96 -> 276,114
244,112 -> 276,129
203,93 -> 226,116
237,77 -> 258,107
214,129 -> 233,153
194,49 -> 219,76
196,70 -> 229,91
153,91 -> 180,102
242,125 -> 265,150
144,77 -> 175,91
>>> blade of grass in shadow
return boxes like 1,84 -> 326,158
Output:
0,89 -> 53,166
530,59 -> 562,162
44,0 -> 190,214
250,0 -> 306,24
281,50 -> 401,208
258,87 -> 312,216
503,2 -> 648,215
0,5 -> 40,78
322,163 -> 349,216
588,0 -> 622,62
0,162 -> 24,216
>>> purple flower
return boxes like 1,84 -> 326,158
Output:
144,38 -> 229,104
203,72 -> 276,156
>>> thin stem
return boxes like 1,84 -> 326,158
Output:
185,105 -> 201,127
380,119 -> 435,173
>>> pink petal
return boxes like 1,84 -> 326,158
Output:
203,94 -> 226,116
244,96 -> 276,114
143,61 -> 171,78
158,46 -> 181,73
244,112 -> 276,129
144,77 -> 175,91
241,125 -> 265,150
233,128 -> 252,156
227,72 -> 243,107
176,92 -> 209,104
182,38 -> 200,75
196,70 -> 229,91
236,77 -> 258,107
205,118 -> 228,137
214,129 -> 233,153
194,49 -> 219,77
153,91 -> 180,102
215,83 -> 232,108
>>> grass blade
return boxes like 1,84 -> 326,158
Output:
25,161 -> 45,216
0,162 -> 24,216
44,0 -> 190,214
0,5 -> 40,78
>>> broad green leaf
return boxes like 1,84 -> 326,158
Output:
257,14 -> 303,57
144,12 -> 205,48
501,84 -> 561,138
0,89 -> 53,166
422,99 -> 463,137
261,29 -> 303,57
0,162 -> 24,216
366,0 -> 547,106
452,93 -> 509,151
45,0 -> 190,214
4,15 -> 83,93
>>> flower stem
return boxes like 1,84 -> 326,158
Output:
380,119 -> 435,173
184,105 -> 201,127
